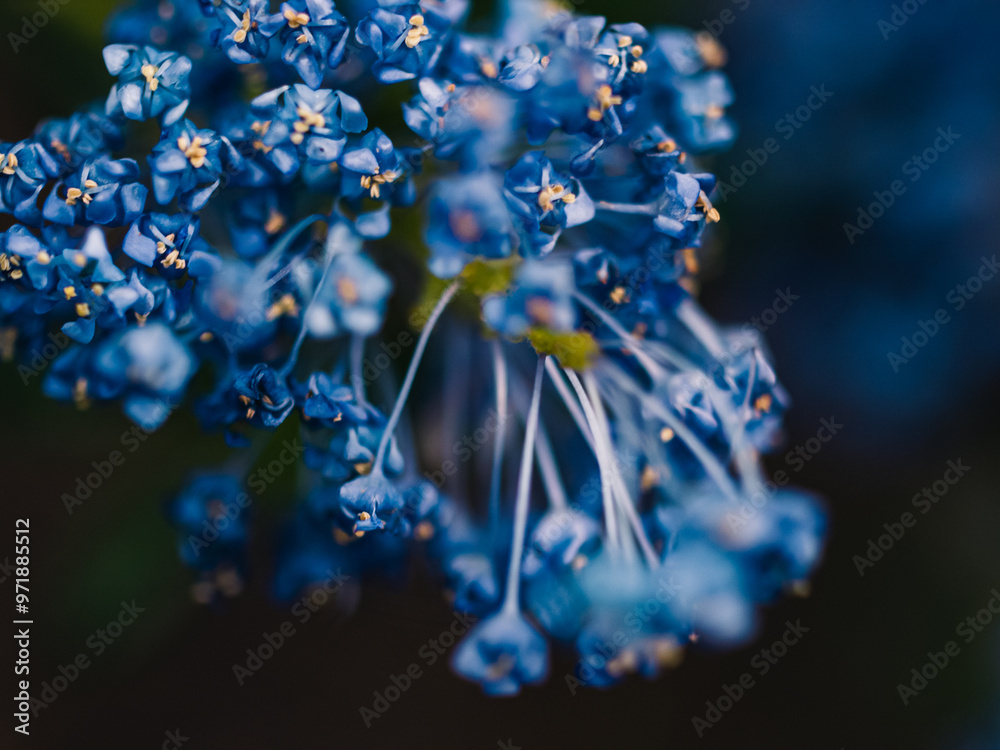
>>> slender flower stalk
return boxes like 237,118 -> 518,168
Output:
502,355 -> 546,616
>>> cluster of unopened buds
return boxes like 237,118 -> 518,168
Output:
0,0 -> 824,694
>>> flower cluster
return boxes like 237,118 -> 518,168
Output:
1,0 -> 823,695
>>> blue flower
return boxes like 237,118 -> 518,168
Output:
339,128 -> 415,205
402,78 -> 515,168
250,84 -> 368,176
451,611 -> 549,695
259,0 -> 350,89
123,212 -> 219,279
149,119 -> 242,211
42,157 -> 148,227
306,251 -> 392,338
103,44 -> 192,126
336,472 -> 405,533
34,110 -> 124,177
503,151 -> 594,257
424,171 -> 512,278
210,0 -> 274,64
45,322 -> 196,429
482,259 -> 577,338
234,363 -> 295,428
0,141 -> 53,225
356,3 -> 450,83
169,474 -> 249,572
300,371 -> 369,425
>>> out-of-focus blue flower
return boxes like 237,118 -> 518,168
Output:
403,78 -> 515,168
356,3 -> 450,83
424,171 -> 512,278
103,44 -> 192,126
42,157 -> 148,227
482,259 -> 576,337
148,119 -> 242,211
34,110 -> 124,177
452,611 -> 549,696
304,251 -> 392,338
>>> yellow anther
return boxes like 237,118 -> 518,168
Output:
354,461 -> 372,475
695,31 -> 727,68
264,209 -> 286,234
74,251 -> 87,266
65,187 -> 83,206
199,331 -> 214,342
265,293 -> 299,321
75,302 -> 91,317
290,133 -> 304,145
91,283 -> 104,295
9,269 -> 22,280
63,285 -> 77,300
705,104 -> 725,120
480,60 -> 498,78
683,247 -> 699,273
631,59 -> 648,74
36,250 -> 51,264
296,33 -> 308,44
754,394 -> 773,413
525,296 -> 555,326
251,120 -> 270,135
609,286 -> 627,304
657,138 -> 677,152
617,35 -> 632,48
358,511 -> 371,521
141,63 -> 160,91
233,9 -> 251,43
596,84 -> 622,112
537,183 -> 575,212
133,312 -> 147,326
630,44 -> 643,57
337,277 -> 359,305
161,249 -> 180,267
660,427 -> 675,442
0,328 -> 15,361
0,254 -> 8,272
405,14 -> 430,48
697,192 -> 720,223
73,377 -> 90,409
414,521 -> 435,541
177,134 -> 207,168
1,153 -> 18,175
284,9 -> 310,28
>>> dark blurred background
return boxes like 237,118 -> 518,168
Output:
2,0 -> 1000,748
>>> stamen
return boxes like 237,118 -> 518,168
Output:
233,8 -> 251,43
141,64 -> 160,91
283,9 -> 310,28
404,14 -> 430,48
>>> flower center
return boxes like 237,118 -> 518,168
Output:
284,9 -> 310,28
141,63 -> 160,91
233,9 -> 252,43
537,182 -> 576,213
290,107 -> 326,145
0,153 -> 18,175
64,179 -> 99,206
588,85 -> 623,121
177,134 -> 207,168
337,278 -> 359,305
359,169 -> 398,199
405,14 -> 430,48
